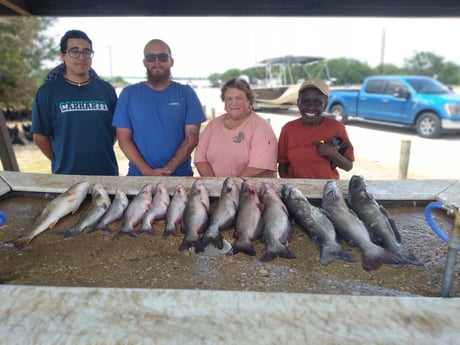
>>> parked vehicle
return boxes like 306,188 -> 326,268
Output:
326,75 -> 460,138
252,55 -> 334,110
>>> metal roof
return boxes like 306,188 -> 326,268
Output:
1,0 -> 460,17
259,56 -> 326,66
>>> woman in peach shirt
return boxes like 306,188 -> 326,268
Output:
194,78 -> 277,178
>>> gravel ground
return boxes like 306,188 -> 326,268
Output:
0,194 -> 457,297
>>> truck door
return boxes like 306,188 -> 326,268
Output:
359,79 -> 409,123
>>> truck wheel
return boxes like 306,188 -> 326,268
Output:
330,104 -> 348,123
415,112 -> 442,138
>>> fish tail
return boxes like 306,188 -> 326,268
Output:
163,224 -> 180,238
87,224 -> 110,233
178,238 -> 204,253
231,239 -> 257,256
113,228 -> 138,239
203,229 -> 224,250
319,242 -> 356,266
398,247 -> 424,266
138,223 -> 155,236
260,243 -> 296,262
3,236 -> 32,250
362,246 -> 405,271
60,227 -> 82,239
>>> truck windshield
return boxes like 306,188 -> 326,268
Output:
406,78 -> 450,95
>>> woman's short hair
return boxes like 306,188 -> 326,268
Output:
220,78 -> 255,105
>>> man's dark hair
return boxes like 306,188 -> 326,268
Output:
60,30 -> 92,53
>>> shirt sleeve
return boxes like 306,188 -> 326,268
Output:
247,117 -> 278,171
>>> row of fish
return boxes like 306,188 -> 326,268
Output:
3,176 -> 422,270
283,177 -> 422,271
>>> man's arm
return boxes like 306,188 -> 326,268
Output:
33,133 -> 52,160
278,162 -> 289,178
163,124 -> 201,174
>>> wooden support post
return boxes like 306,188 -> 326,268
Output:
398,140 -> 411,180
0,109 -> 20,171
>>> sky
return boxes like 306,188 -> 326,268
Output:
47,16 -> 460,80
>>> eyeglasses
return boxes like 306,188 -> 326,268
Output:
65,48 -> 94,59
144,53 -> 169,62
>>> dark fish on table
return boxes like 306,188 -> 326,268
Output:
91,189 -> 129,232
3,181 -> 90,249
259,183 -> 295,262
138,183 -> 170,235
321,180 -> 404,271
348,175 -> 422,266
203,177 -> 240,250
179,179 -> 210,253
281,184 -> 355,265
114,183 -> 153,238
61,183 -> 111,239
230,180 -> 264,256
164,184 -> 188,237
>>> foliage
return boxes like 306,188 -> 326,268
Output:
208,52 -> 460,88
403,51 -> 460,85
0,17 -> 58,112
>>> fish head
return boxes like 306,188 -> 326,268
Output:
282,184 -> 307,203
140,183 -> 154,195
241,180 -> 256,195
222,177 -> 236,192
323,180 -> 341,203
69,181 -> 91,195
348,175 -> 367,194
155,183 -> 168,195
174,184 -> 186,197
90,183 -> 106,196
259,182 -> 276,198
114,189 -> 129,206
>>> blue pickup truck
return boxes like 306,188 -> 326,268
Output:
326,75 -> 460,138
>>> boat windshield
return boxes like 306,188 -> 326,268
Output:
257,55 -> 332,86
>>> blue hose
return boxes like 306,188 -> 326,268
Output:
425,201 -> 460,252
0,211 -> 6,227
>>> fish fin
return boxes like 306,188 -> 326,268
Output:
319,241 -> 356,265
48,219 -> 59,229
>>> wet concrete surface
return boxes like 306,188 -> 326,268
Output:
0,193 -> 458,297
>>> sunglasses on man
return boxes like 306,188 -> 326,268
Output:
144,53 -> 169,62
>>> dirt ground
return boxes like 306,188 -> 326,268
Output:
0,192 -> 458,297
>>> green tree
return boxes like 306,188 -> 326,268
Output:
327,58 -> 374,85
0,17 -> 57,112
403,51 -> 460,85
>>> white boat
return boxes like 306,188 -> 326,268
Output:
252,55 -> 334,110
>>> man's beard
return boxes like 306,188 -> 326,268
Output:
147,68 -> 171,84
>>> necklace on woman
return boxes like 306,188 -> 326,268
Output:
63,77 -> 91,87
